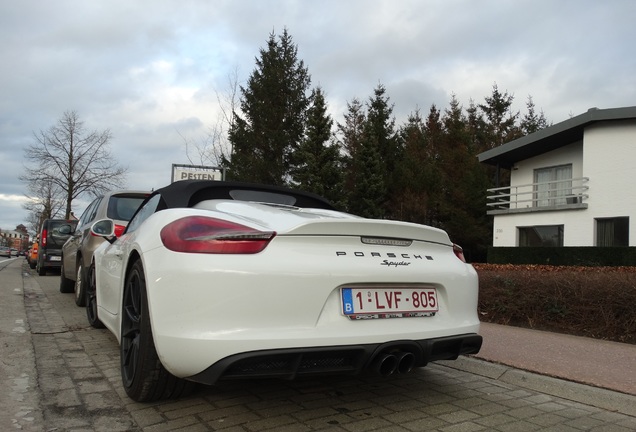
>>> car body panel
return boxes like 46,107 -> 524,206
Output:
194,199 -> 452,244
92,183 -> 481,381
145,243 -> 477,377
62,191 -> 148,283
28,242 -> 38,265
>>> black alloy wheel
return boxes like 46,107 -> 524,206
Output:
59,259 -> 75,293
120,259 -> 194,402
120,260 -> 146,398
86,263 -> 104,329
74,261 -> 87,306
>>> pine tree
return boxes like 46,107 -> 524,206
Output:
291,87 -> 344,207
478,83 -> 522,150
337,98 -> 366,212
393,109 -> 436,223
366,84 -> 400,172
521,95 -> 549,134
349,135 -> 385,218
225,29 -> 311,186
466,98 -> 485,153
364,84 -> 402,218
439,95 -> 491,261
421,105 -> 445,226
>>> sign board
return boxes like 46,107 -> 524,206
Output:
171,164 -> 225,183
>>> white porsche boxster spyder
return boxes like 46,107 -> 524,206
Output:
87,180 -> 482,401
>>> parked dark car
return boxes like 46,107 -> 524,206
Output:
36,219 -> 78,276
61,190 -> 148,306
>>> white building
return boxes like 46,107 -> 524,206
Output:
478,106 -> 636,248
1,229 -> 28,250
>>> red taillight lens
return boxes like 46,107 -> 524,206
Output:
160,216 -> 276,254
453,244 -> 466,262
114,224 -> 126,237
41,230 -> 47,247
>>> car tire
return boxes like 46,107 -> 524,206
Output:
120,260 -> 195,402
37,258 -> 46,276
74,261 -> 87,306
60,259 -> 75,293
86,263 -> 105,329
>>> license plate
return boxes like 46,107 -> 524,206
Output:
341,287 -> 438,319
50,256 -> 61,261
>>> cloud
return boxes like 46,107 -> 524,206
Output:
1,0 -> 635,230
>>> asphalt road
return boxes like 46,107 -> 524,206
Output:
2,257 -> 635,431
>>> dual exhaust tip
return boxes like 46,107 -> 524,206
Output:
372,351 -> 416,376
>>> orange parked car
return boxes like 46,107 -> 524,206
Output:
28,241 -> 38,269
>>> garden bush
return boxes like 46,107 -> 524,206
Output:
475,264 -> 636,344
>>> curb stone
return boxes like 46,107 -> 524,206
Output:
436,356 -> 636,417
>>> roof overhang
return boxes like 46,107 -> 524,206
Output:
478,106 -> 636,169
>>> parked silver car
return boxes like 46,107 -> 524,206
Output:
60,190 -> 149,307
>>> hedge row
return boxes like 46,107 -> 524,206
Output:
487,247 -> 636,266
474,264 -> 636,344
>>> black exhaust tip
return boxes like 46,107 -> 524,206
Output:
395,351 -> 416,374
372,353 -> 398,376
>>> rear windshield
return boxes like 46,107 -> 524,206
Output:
45,220 -> 78,248
47,220 -> 77,231
107,195 -> 146,221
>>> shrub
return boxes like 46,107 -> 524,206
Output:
475,264 -> 636,344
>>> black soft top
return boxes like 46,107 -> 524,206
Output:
148,180 -> 335,211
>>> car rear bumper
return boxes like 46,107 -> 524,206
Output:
138,241 -> 481,378
187,333 -> 483,384
40,253 -> 63,269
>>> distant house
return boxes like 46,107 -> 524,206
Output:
0,229 -> 29,252
478,106 -> 636,248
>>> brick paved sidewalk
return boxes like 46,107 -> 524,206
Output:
2,258 -> 636,431
474,322 -> 636,396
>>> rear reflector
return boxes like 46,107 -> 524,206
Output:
160,216 -> 275,254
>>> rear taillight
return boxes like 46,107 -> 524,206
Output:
453,244 -> 466,262
114,224 -> 126,237
41,230 -> 47,247
160,216 -> 276,254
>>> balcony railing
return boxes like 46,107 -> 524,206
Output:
486,177 -> 589,215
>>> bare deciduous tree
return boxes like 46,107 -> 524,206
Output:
21,110 -> 127,220
22,178 -> 65,234
181,68 -> 240,167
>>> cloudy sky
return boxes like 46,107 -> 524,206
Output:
1,0 -> 635,233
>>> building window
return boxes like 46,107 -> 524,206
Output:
596,217 -> 629,246
518,225 -> 564,247
534,164 -> 572,207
